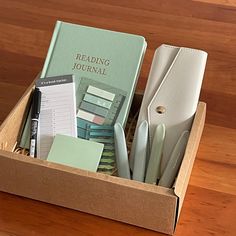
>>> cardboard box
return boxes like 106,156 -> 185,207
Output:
0,84 -> 206,235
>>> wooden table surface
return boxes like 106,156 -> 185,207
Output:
0,0 -> 235,235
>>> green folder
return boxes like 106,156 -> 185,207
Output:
47,134 -> 104,172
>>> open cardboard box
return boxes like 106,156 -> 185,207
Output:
0,81 -> 206,235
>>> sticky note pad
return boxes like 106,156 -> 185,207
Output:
47,134 -> 104,172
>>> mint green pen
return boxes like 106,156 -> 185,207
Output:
158,131 -> 190,188
114,123 -> 131,179
132,120 -> 148,182
145,124 -> 165,184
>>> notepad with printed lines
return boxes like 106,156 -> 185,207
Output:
36,75 -> 77,159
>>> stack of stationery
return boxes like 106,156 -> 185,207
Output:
36,75 -> 77,159
19,22 -> 207,186
19,20 -> 146,174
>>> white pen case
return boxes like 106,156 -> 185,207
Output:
130,44 -> 207,175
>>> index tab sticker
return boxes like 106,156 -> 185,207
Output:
77,109 -> 105,125
83,93 -> 112,109
87,85 -> 115,101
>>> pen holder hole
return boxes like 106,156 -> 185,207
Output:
156,106 -> 166,114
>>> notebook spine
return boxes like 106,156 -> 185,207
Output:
41,21 -> 62,78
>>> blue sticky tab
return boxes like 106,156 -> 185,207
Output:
89,124 -> 114,131
89,131 -> 114,137
77,127 -> 87,139
77,118 -> 94,129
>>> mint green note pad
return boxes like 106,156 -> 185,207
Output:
47,134 -> 104,172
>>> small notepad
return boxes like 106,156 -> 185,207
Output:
36,75 -> 77,159
47,134 -> 104,172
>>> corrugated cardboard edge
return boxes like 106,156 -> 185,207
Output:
0,150 -> 177,235
174,102 -> 206,222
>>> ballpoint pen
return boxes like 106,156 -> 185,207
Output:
29,88 -> 41,158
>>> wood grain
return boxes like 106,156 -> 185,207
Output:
0,0 -> 235,235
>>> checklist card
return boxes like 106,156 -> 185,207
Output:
36,75 -> 77,159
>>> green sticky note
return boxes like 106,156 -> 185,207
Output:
47,134 -> 104,172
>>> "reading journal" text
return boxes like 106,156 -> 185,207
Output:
72,53 -> 110,76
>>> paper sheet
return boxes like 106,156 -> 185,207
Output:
36,75 -> 77,159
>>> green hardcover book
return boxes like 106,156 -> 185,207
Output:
19,21 -> 146,152
41,20 -> 146,126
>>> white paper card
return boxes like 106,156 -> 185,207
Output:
36,75 -> 77,159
